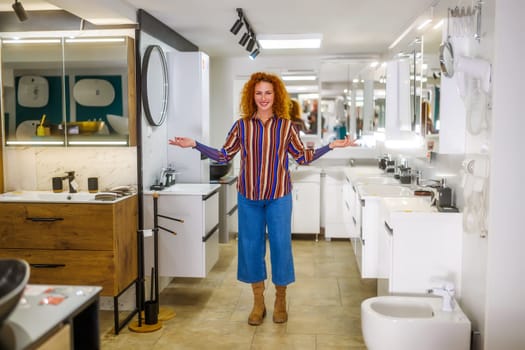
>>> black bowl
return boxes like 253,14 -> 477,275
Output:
0,259 -> 30,326
210,162 -> 232,180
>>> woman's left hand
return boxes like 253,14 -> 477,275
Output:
329,136 -> 358,149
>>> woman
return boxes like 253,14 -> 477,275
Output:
169,72 -> 355,326
289,98 -> 306,132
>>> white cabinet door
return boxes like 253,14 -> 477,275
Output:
324,167 -> 349,239
143,191 -> 219,278
292,182 -> 320,234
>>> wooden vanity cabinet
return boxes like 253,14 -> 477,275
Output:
0,196 -> 138,297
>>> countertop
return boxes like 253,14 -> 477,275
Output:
0,191 -> 136,204
210,175 -> 238,185
0,284 -> 102,350
143,183 -> 220,196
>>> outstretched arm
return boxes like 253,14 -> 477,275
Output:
168,137 -> 196,148
328,136 -> 358,149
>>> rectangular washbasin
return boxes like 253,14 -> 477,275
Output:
0,191 -> 124,203
382,196 -> 435,212
357,183 -> 413,198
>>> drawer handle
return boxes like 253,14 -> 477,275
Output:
157,213 -> 184,223
352,216 -> 356,225
26,217 -> 64,222
384,221 -> 394,235
30,263 -> 66,268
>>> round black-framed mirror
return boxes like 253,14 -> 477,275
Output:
141,45 -> 169,126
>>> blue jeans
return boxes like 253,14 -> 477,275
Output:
237,193 -> 295,286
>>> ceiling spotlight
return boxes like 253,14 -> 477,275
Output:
246,38 -> 255,52
12,0 -> 28,22
239,32 -> 250,46
249,48 -> 260,60
230,18 -> 243,34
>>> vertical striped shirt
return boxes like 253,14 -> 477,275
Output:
195,115 -> 331,200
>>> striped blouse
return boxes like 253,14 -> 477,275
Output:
195,115 -> 331,200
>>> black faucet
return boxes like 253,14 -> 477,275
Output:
62,171 -> 78,193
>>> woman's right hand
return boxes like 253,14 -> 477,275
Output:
168,137 -> 196,148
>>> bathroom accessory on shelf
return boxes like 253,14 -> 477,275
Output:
17,75 -> 49,107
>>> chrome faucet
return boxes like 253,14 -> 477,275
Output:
62,171 -> 78,193
415,170 -> 445,188
428,282 -> 456,311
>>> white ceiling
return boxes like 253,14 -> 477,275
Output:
0,0 -> 448,84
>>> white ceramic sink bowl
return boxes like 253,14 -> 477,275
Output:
382,196 -> 435,212
357,183 -> 413,197
107,114 -> 129,135
354,176 -> 399,185
0,191 -> 123,203
362,296 -> 471,350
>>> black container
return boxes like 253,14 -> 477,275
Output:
52,177 -> 63,192
87,177 -> 98,193
144,301 -> 158,325
210,162 -> 232,180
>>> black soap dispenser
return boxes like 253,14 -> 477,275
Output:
437,178 -> 453,210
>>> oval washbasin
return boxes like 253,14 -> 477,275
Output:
357,183 -> 413,197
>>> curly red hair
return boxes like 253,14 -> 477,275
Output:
239,72 -> 290,120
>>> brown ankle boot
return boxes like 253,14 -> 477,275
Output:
273,285 -> 288,323
248,281 -> 266,325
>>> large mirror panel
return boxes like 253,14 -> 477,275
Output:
1,34 -> 135,146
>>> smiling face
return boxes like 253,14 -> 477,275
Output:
254,81 -> 274,117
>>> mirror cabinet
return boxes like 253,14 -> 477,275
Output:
0,33 -> 136,147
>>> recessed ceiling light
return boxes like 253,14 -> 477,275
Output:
281,75 -> 317,81
258,34 -> 322,49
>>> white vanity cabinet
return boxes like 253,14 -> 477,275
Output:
143,184 -> 220,278
323,167 -> 350,240
291,167 -> 321,236
379,199 -> 463,296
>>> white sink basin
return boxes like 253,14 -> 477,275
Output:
357,183 -> 413,197
157,183 -> 220,196
362,296 -> 471,350
354,176 -> 399,185
0,191 -> 124,203
382,196 -> 435,212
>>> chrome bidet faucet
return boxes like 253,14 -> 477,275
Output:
428,282 -> 456,311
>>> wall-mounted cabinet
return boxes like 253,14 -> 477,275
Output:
0,32 -> 136,147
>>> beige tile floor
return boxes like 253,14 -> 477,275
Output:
100,236 -> 376,349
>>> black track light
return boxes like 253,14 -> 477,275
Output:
230,18 -> 243,35
249,48 -> 260,60
12,0 -> 28,22
238,32 -> 250,46
246,38 -> 255,52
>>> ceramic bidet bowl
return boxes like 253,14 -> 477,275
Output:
361,296 -> 471,350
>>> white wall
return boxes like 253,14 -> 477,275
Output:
484,0 -> 525,349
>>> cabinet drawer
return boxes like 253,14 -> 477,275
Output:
0,203 -> 113,250
0,249 -> 116,296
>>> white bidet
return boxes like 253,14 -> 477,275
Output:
361,296 -> 471,350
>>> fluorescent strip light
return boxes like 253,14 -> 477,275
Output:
65,37 -> 126,43
417,19 -> 432,30
6,140 -> 64,145
258,34 -> 322,49
3,38 -> 61,44
369,61 -> 379,68
68,140 -> 128,146
433,19 -> 444,30
282,75 -> 317,81
388,23 -> 415,49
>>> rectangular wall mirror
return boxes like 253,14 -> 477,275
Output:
1,32 -> 135,147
